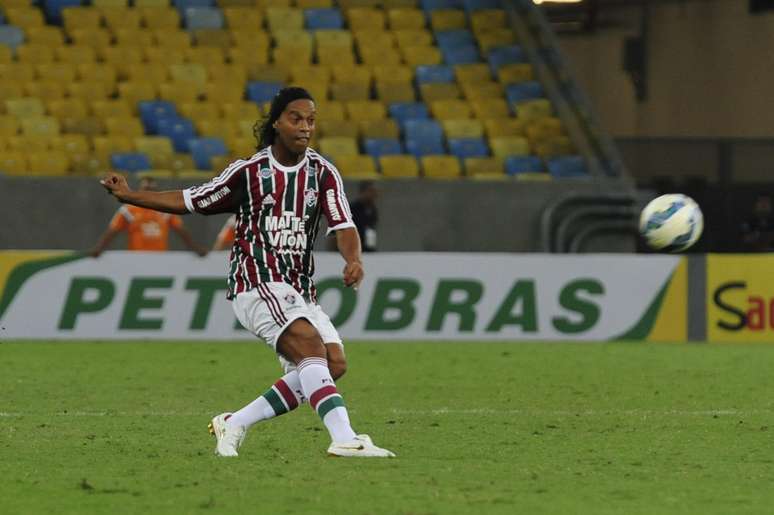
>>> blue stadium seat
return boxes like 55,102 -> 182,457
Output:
488,45 -> 527,71
304,8 -> 344,30
547,156 -> 588,178
247,82 -> 283,103
157,118 -> 197,152
416,65 -> 455,84
463,0 -> 501,11
44,0 -> 82,25
505,156 -> 544,175
389,102 -> 430,125
188,137 -> 228,169
421,0 -> 463,11
406,138 -> 445,157
442,45 -> 480,65
0,26 -> 24,50
403,119 -> 443,144
505,81 -> 545,104
174,0 -> 215,9
184,7 -> 224,29
111,153 -> 152,173
139,100 -> 178,135
0,10 -> 5,24
364,138 -> 403,158
435,30 -> 475,50
448,138 -> 489,159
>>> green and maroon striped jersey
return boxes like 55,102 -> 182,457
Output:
182,147 -> 355,301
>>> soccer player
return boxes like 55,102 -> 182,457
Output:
91,177 -> 208,257
99,87 -> 395,458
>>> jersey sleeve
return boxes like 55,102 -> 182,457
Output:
320,164 -> 356,236
182,161 -> 247,215
108,206 -> 131,231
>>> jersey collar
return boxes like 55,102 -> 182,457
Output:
268,146 -> 309,173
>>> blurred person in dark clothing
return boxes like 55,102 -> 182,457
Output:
741,194 -> 774,252
349,181 -> 379,252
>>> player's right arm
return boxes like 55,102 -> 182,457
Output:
101,173 -> 187,214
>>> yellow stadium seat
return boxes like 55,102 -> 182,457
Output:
490,136 -> 529,158
515,98 -> 552,121
420,155 -> 462,179
235,119 -> 257,138
379,155 -> 418,178
152,30 -> 191,50
50,134 -> 90,156
454,63 -> 492,84
0,152 -> 28,175
93,0 -> 130,6
69,154 -> 107,175
0,46 -> 11,64
16,44 -> 55,64
266,7 -> 303,31
331,154 -> 378,179
484,118 -> 527,139
62,7 -> 101,30
91,100 -> 131,118
179,102 -> 220,122
143,48 -> 186,65
104,117 -> 144,137
330,81 -> 369,102
135,0 -> 168,6
525,117 -> 564,145
442,119 -> 483,139
360,119 -> 399,140
420,83 -> 461,102
0,0 -> 34,7
114,28 -> 154,47
317,120 -> 359,139
387,8 -> 425,30
315,101 -> 346,121
63,117 -> 106,136
140,7 -> 180,29
401,46 -> 442,67
246,64 -> 288,83
25,26 -> 65,45
203,82 -> 244,103
345,101 -> 385,122
460,81 -> 504,101
319,137 -> 359,160
289,65 -> 332,85
124,63 -> 167,86
21,116 -> 60,137
169,63 -> 209,85
28,151 -> 71,175
193,29 -> 232,49
372,65 -> 413,83
186,48 -> 225,67
354,31 -> 395,53
134,136 -> 175,167
273,29 -> 312,49
498,64 -> 533,84
223,7 -> 263,29
158,83 -> 201,104
471,98 -> 511,119
330,65 -> 371,84
100,46 -> 143,66
36,63 -> 77,82
0,63 -> 34,81
338,0 -> 382,7
272,46 -> 312,65
196,119 -> 238,138
316,30 -> 352,49
359,46 -> 402,66
46,98 -> 88,119
5,135 -> 50,152
221,101 -> 261,120
296,0 -> 332,7
464,157 -> 504,176
93,135 -> 135,160
477,30 -> 516,54
0,116 -> 20,137
69,28 -> 112,47
534,136 -> 575,158
471,9 -> 507,33
76,64 -> 118,88
230,30 -> 271,50
394,29 -> 432,48
431,100 -> 473,121
0,81 -> 24,99
375,80 -> 416,104
118,82 -> 158,105
228,47 -> 270,66
430,9 -> 467,31
55,46 -> 97,64
156,153 -> 197,173
513,172 -> 551,182
101,7 -> 141,30
318,46 -> 355,66
24,81 -> 66,101
5,7 -> 44,28
225,136 -> 255,157
5,98 -> 45,118
348,8 -> 385,31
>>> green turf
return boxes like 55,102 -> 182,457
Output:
1,341 -> 774,515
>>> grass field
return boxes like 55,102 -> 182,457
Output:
2,340 -> 773,515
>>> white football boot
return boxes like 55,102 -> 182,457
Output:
208,413 -> 246,457
327,434 -> 396,458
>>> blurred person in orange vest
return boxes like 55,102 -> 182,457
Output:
90,177 -> 208,257
212,215 -> 236,251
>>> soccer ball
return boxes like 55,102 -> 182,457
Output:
639,194 -> 704,252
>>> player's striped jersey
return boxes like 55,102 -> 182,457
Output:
182,147 -> 354,301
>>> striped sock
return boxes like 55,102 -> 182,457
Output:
227,371 -> 305,429
297,357 -> 357,443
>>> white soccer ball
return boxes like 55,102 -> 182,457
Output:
639,193 -> 704,252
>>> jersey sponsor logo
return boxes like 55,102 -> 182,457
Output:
197,186 -> 231,209
260,167 -> 274,179
264,212 -> 308,255
326,190 -> 341,222
304,189 -> 318,207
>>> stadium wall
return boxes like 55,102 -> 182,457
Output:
0,175 -> 635,252
559,0 -> 774,140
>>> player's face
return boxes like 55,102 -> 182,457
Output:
275,99 -> 316,155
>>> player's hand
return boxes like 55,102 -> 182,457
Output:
343,260 -> 364,289
100,172 -> 131,200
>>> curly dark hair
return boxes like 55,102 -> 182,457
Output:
253,87 -> 314,150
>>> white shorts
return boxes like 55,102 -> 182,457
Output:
232,282 -> 343,373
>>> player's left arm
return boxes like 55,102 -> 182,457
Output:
320,164 -> 361,288
336,227 -> 363,288
100,173 -> 187,214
